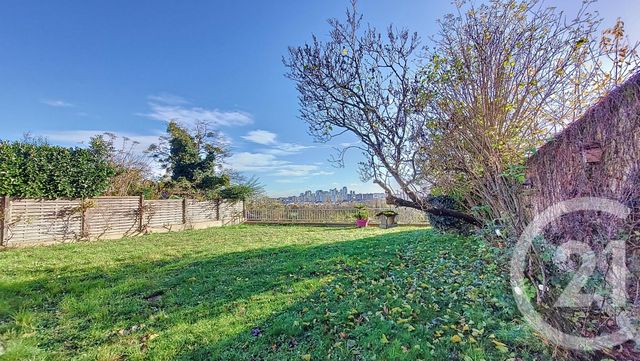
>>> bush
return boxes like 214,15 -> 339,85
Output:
353,205 -> 369,220
217,184 -> 258,201
426,195 -> 473,235
375,210 -> 399,217
0,140 -> 115,198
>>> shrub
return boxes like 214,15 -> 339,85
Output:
89,133 -> 151,196
375,210 -> 399,217
353,205 -> 369,220
426,195 -> 473,235
0,140 -> 115,198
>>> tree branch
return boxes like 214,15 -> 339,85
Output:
373,180 -> 482,227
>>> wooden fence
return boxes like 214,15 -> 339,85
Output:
245,206 -> 429,226
0,196 -> 244,247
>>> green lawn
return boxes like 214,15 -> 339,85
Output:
0,225 -> 549,360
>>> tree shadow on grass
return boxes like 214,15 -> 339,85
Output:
0,228 -> 436,360
171,232 -> 545,361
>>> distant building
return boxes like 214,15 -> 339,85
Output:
276,186 -> 384,205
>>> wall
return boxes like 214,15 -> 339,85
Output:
0,196 -> 244,247
524,72 -> 640,242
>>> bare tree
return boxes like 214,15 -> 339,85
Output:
90,132 -> 151,196
284,1 -> 480,226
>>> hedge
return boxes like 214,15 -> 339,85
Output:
0,141 -> 115,198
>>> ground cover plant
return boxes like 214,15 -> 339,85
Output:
0,225 -> 549,360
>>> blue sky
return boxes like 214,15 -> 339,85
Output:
1,1 -> 639,197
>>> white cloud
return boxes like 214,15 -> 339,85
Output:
274,178 -> 308,184
274,165 -> 318,177
41,99 -> 74,108
147,93 -> 188,105
278,143 -> 311,152
264,143 -> 315,156
227,152 -> 288,172
242,130 -> 277,145
227,152 -> 332,178
144,104 -> 252,127
242,129 -> 314,155
312,170 -> 335,176
141,95 -> 252,127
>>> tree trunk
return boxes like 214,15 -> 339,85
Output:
384,193 -> 482,227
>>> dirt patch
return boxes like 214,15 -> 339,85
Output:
143,291 -> 164,303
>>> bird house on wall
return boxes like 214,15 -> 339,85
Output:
581,142 -> 603,163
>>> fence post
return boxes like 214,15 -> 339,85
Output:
80,198 -> 88,239
138,195 -> 144,232
1,196 -> 10,246
216,200 -> 221,221
182,198 -> 187,224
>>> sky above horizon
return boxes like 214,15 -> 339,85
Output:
2,0 -> 639,197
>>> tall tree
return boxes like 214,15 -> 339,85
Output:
419,0 -> 640,234
149,120 -> 228,183
148,120 -> 260,200
284,1 -> 480,226
147,120 -> 230,197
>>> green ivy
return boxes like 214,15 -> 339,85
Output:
500,164 -> 527,184
0,141 -> 115,198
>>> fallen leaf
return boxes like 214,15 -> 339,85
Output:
381,334 -> 389,344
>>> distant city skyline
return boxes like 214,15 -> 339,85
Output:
277,186 -> 385,204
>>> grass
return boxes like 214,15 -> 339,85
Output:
0,225 -> 550,360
